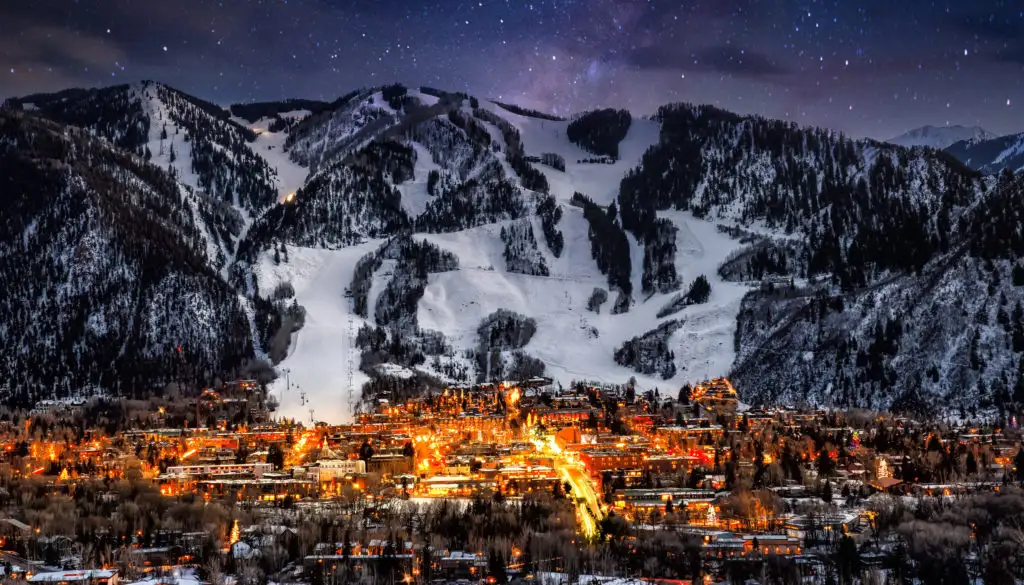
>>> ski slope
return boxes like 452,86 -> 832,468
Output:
480,101 -> 661,206
417,210 -> 749,392
255,100 -> 754,423
255,241 -> 382,424
243,115 -> 310,202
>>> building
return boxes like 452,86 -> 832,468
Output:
578,449 -> 644,475
28,570 -> 119,585
692,378 -> 739,416
366,454 -> 413,476
164,463 -> 273,478
316,459 -> 366,482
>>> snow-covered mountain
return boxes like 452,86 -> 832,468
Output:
4,82 -> 1023,421
0,108 -> 255,405
887,125 -> 994,149
946,132 -> 1024,176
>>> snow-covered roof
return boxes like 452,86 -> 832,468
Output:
29,570 -> 117,583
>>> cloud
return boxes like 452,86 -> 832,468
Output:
2,26 -> 126,71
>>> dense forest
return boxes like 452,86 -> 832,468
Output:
571,192 -> 632,311
0,111 -> 255,405
567,109 -> 632,159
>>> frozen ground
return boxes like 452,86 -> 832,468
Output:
254,241 -> 382,424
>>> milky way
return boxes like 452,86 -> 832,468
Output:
1,0 -> 1022,138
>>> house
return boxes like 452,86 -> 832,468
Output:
28,569 -> 119,585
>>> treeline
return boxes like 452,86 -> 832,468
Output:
3,84 -> 150,151
618,102 -> 979,291
492,101 -> 566,121
0,111 -> 255,405
536,194 -> 565,257
613,320 -> 682,379
571,192 -> 632,311
353,236 -> 459,371
229,98 -> 332,123
567,108 -> 631,159
152,83 -> 279,212
641,219 -> 680,295
472,107 -> 550,193
473,310 -> 544,382
657,275 -> 712,318
501,220 -> 550,276
241,139 -> 413,252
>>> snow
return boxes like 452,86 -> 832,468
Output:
397,141 -> 441,217
278,109 -> 311,120
123,568 -> 203,585
243,117 -> 310,202
138,85 -> 202,192
251,102 -> 755,422
417,211 -> 749,392
993,136 -> 1024,165
407,89 -> 440,107
479,100 -> 660,206
255,241 -> 382,425
887,125 -> 995,150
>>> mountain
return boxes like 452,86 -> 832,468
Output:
946,132 -> 1024,176
3,81 -> 286,214
4,81 -> 1023,420
0,109 -> 256,405
887,125 -> 995,149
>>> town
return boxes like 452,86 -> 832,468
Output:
0,377 -> 1022,585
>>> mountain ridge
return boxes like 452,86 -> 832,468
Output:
887,124 -> 995,149
3,80 -> 1022,421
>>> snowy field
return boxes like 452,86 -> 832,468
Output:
254,241 -> 382,424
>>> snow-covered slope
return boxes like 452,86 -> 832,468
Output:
236,115 -> 310,202
417,211 -> 747,390
887,125 -> 994,149
476,100 -> 661,206
0,109 -> 253,406
7,81 -> 1021,421
946,131 -> 1024,175
254,242 -> 380,423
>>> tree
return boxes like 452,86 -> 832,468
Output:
835,535 -> 860,585
1015,446 -> 1024,482
487,546 -> 508,585
267,444 -> 284,470
817,449 -> 835,476
359,440 -> 375,462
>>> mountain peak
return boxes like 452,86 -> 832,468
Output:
887,124 -> 995,149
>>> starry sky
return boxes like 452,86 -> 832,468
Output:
1,0 -> 1022,139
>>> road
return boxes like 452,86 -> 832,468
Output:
557,460 -> 604,538
532,435 -> 604,539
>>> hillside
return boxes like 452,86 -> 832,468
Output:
888,125 -> 994,149
0,110 -> 255,406
946,132 -> 1024,176
3,81 -> 1020,420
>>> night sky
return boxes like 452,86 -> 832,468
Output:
1,0 -> 1022,139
